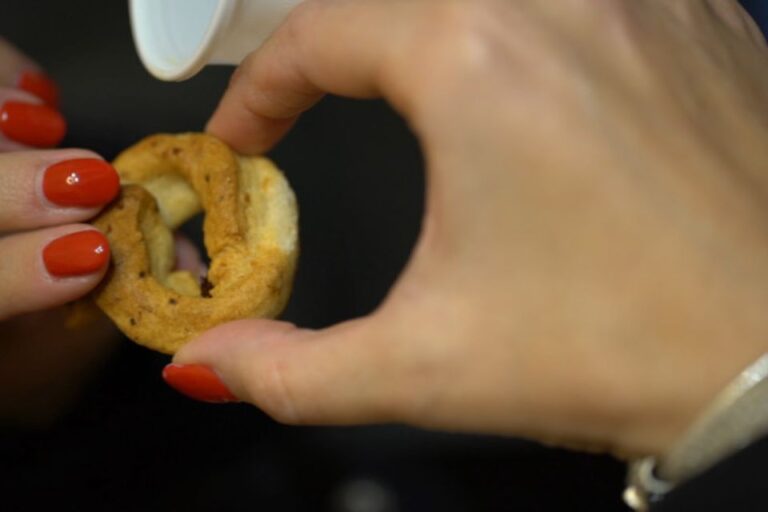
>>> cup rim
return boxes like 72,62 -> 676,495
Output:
129,0 -> 236,81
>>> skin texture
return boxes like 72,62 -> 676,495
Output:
172,0 -> 768,457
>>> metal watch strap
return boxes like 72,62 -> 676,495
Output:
624,353 -> 768,511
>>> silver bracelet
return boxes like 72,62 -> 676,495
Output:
624,352 -> 768,511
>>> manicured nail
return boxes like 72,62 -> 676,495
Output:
42,230 -> 110,277
43,158 -> 120,207
17,70 -> 59,107
0,101 -> 66,148
162,364 -> 238,403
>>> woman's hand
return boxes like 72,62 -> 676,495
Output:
0,39 -> 120,425
170,0 -> 768,457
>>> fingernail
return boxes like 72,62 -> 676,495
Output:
0,101 -> 66,148
17,70 -> 60,107
42,230 -> 110,277
162,364 -> 238,403
43,158 -> 120,207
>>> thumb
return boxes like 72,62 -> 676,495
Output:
164,315 -> 407,425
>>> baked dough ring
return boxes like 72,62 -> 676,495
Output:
90,133 -> 298,354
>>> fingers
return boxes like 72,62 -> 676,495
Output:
167,315 -> 408,425
0,41 -> 32,88
0,89 -> 66,150
0,225 -> 110,320
0,39 -> 110,321
0,150 -> 119,232
0,37 -> 59,106
0,37 -> 37,88
0,150 -> 119,319
0,38 -> 63,150
206,0 -> 420,153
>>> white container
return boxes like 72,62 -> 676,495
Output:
130,0 -> 302,81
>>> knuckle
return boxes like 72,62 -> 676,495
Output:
234,7 -> 319,121
597,0 -> 638,37
278,0 -> 323,51
392,0 -> 509,119
281,0 -> 318,27
416,0 -> 499,64
243,350 -> 304,425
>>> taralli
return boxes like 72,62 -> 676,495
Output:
88,133 -> 298,354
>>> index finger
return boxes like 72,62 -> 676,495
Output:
206,0 -> 421,154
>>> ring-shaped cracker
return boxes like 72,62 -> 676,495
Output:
91,133 -> 298,354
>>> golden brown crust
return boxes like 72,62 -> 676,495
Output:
90,133 -> 298,354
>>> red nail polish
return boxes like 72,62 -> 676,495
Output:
17,70 -> 60,107
42,230 -> 110,277
43,158 -> 120,207
162,364 -> 238,403
0,101 -> 66,148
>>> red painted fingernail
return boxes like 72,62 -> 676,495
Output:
0,101 -> 66,148
17,70 -> 60,107
43,158 -> 120,207
42,230 -> 110,277
162,364 -> 238,403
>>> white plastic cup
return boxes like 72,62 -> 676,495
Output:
129,0 -> 303,81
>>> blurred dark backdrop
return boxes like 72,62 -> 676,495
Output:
0,2 -> 764,511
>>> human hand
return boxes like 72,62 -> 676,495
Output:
0,38 -> 120,425
168,0 -> 768,457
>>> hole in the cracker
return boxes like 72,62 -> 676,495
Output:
174,212 -> 213,297
200,277 -> 214,298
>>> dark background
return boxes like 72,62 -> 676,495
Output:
0,2 -> 764,511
